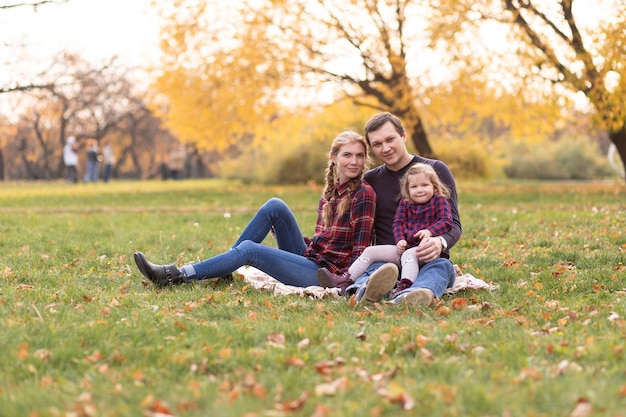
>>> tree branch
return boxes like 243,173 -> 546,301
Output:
0,0 -> 64,10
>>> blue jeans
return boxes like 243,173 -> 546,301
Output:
84,161 -> 99,182
190,198 -> 320,287
103,164 -> 113,182
346,258 -> 456,299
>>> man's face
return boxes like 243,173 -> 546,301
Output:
367,121 -> 407,169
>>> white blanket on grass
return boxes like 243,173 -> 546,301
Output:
238,266 -> 498,299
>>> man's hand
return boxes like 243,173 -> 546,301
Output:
415,236 -> 442,263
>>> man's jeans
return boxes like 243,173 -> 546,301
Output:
346,258 -> 456,300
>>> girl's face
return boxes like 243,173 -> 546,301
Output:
407,172 -> 434,204
332,141 -> 366,184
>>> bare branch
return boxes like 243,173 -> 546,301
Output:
0,83 -> 55,94
0,0 -> 65,11
503,0 -> 576,86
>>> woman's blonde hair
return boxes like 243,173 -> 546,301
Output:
321,130 -> 369,229
400,163 -> 450,201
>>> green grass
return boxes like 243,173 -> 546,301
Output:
1,179 -> 625,417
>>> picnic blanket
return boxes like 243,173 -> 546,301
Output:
237,266 -> 498,299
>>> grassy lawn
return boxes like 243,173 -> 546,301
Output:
0,179 -> 625,417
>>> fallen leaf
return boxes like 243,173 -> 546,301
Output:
273,391 -> 309,412
450,298 -> 467,310
569,397 -> 592,417
285,356 -> 306,367
314,376 -> 348,396
267,332 -> 285,348
377,381 -> 415,410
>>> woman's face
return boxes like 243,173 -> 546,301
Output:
332,141 -> 366,184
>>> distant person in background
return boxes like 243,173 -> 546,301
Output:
63,136 -> 79,184
168,144 -> 186,180
83,139 -> 101,183
101,139 -> 116,183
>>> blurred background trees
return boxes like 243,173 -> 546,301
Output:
0,0 -> 624,182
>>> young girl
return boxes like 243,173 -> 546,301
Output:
134,130 -> 377,288
317,163 -> 452,296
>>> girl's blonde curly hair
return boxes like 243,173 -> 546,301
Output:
400,163 -> 450,201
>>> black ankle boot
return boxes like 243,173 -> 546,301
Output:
134,252 -> 185,288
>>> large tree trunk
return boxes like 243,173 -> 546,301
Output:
406,115 -> 433,158
608,126 -> 626,182
393,105 -> 434,158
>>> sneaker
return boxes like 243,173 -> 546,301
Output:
403,288 -> 434,307
361,263 -> 398,303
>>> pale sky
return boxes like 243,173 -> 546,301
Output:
1,0 -> 161,86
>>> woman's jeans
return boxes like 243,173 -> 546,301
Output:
190,198 -> 321,287
347,257 -> 456,299
84,161 -> 99,183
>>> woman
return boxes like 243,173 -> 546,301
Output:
134,130 -> 377,288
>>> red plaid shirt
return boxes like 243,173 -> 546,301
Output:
392,195 -> 452,248
303,181 -> 377,273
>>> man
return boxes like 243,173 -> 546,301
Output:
349,112 -> 462,306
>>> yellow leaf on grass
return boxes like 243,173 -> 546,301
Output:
16,342 -> 29,361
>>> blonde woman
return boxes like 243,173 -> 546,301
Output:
134,131 -> 377,288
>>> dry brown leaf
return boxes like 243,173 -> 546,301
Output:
315,376 -> 349,397
435,306 -> 450,316
267,332 -> 286,348
416,334 -> 430,348
519,367 -> 542,381
348,294 -> 357,307
569,398 -> 592,417
252,383 -> 267,398
297,338 -> 310,349
17,284 -> 34,291
219,348 -> 232,359
314,360 -> 337,375
311,403 -> 331,417
273,391 -> 309,412
377,381 -> 415,410
450,298 -> 467,310
150,399 -> 174,416
285,356 -> 306,367
420,347 -> 434,361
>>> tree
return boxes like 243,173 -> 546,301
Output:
427,0 -> 626,180
0,0 -> 69,95
150,1 -> 284,154
152,0 -> 439,157
0,52 -> 179,180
